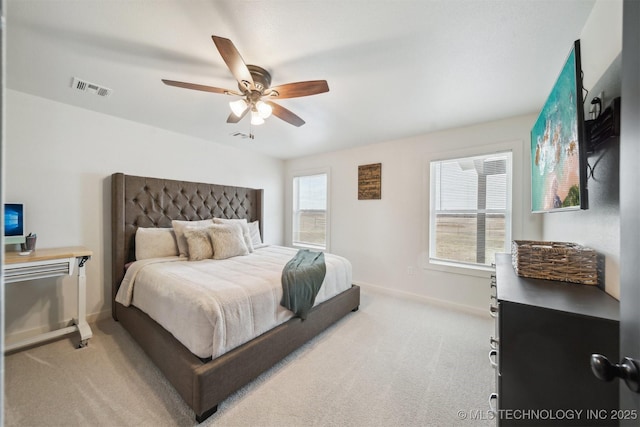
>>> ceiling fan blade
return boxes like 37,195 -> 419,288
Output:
267,80 -> 329,99
161,79 -> 240,95
212,36 -> 254,90
266,101 -> 305,127
226,108 -> 249,124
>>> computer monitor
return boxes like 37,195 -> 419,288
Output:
4,203 -> 26,245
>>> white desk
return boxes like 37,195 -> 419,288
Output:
4,246 -> 93,351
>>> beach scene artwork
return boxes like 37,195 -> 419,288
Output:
531,45 -> 582,212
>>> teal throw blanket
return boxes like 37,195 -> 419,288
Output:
281,249 -> 326,320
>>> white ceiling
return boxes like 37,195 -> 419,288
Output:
6,0 -> 595,160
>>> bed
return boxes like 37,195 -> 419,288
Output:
111,173 -> 360,422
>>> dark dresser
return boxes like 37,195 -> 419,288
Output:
491,253 -> 620,426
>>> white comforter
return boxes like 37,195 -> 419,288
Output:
115,245 -> 352,359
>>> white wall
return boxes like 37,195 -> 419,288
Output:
283,0 -> 623,311
285,114 -> 542,314
4,90 -> 284,341
543,0 -> 623,299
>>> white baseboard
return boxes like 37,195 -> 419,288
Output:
354,281 -> 490,318
87,309 -> 113,324
4,309 -> 113,346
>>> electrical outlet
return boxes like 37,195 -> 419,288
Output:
407,266 -> 415,276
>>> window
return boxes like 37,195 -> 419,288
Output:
429,151 -> 512,268
293,172 -> 328,250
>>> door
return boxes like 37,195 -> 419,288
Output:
619,0 -> 640,423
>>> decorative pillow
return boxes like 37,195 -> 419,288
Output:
183,227 -> 214,261
135,227 -> 178,260
213,218 -> 254,252
207,223 -> 249,260
248,221 -> 265,248
172,219 -> 214,257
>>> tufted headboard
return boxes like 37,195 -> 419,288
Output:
111,173 -> 263,319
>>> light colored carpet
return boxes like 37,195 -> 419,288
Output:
4,290 -> 494,426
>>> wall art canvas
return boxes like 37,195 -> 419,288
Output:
358,163 -> 381,200
530,41 -> 586,212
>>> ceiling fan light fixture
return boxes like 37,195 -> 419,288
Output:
229,99 -> 248,117
256,100 -> 272,119
163,36 -> 329,128
251,110 -> 265,125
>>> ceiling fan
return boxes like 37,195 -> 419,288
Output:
162,36 -> 329,127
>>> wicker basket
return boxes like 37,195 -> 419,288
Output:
511,240 -> 598,285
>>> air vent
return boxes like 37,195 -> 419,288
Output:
71,77 -> 113,97
231,132 -> 254,139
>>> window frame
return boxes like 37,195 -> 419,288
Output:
291,168 -> 330,251
426,148 -> 513,275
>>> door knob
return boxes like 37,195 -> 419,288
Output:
591,353 -> 640,393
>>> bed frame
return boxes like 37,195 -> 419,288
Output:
111,173 -> 360,422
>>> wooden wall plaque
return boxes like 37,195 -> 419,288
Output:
358,163 -> 381,200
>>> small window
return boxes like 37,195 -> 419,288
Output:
293,172 -> 328,250
429,151 -> 512,268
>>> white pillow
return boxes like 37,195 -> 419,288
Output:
183,227 -> 214,261
248,221 -> 265,248
135,227 -> 178,260
207,223 -> 249,260
213,218 -> 254,253
172,219 -> 214,257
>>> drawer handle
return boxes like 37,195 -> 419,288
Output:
489,349 -> 498,369
490,336 -> 499,350
489,304 -> 498,318
489,393 -> 498,414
